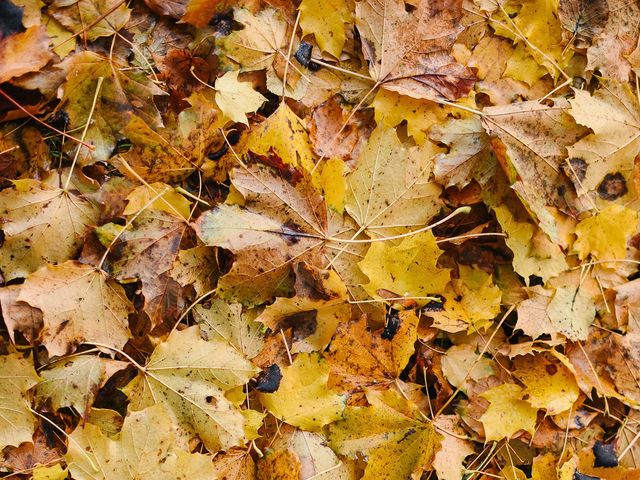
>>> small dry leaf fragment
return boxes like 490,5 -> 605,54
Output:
0,179 -> 100,281
0,26 -> 53,83
257,353 -> 345,431
479,383 -> 538,442
430,265 -> 502,333
0,353 -> 40,450
18,261 -> 134,357
126,326 -> 259,451
432,415 -> 475,480
171,246 -> 218,296
65,404 -> 215,480
214,70 -> 266,125
0,284 -> 44,343
328,388 -> 442,480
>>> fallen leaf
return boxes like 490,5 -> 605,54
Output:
355,0 -> 475,100
126,326 -> 259,451
49,0 -> 131,42
18,261 -> 134,356
215,70 -> 267,125
0,26 -> 53,83
257,262 -> 349,353
479,383 -> 538,442
258,353 -> 346,431
573,204 -> 638,262
328,388 -> 442,480
359,231 -> 450,303
0,179 -> 99,281
0,353 -> 40,450
299,0 -> 350,58
65,404 -> 216,480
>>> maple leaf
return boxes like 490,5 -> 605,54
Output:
359,231 -> 450,302
49,0 -> 131,42
493,205 -> 568,283
547,285 -> 596,341
355,0 -> 475,100
567,81 -> 640,199
65,404 -> 215,480
194,153 -> 335,304
257,353 -> 346,430
0,353 -> 40,450
0,284 -> 43,344
256,262 -> 350,353
479,383 -> 538,442
513,353 -> 579,415
59,51 -> 165,163
170,246 -> 219,296
18,261 -> 134,357
119,92 -> 222,182
123,182 -> 192,220
107,209 -> 190,328
558,0 -> 609,49
482,99 -> 589,220
299,0 -> 351,58
429,117 -> 496,188
214,70 -> 266,125
125,326 -> 259,451
326,313 -> 419,392
35,356 -> 127,416
328,388 -> 442,480
345,126 -> 443,234
193,299 -> 264,359
0,179 -> 99,281
238,104 -> 316,172
0,26 -> 53,83
430,265 -> 502,333
432,415 -> 475,480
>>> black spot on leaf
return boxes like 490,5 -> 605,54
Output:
593,440 -> 618,468
565,157 -> 587,182
422,294 -> 446,312
255,364 -> 282,393
294,41 -> 320,71
597,172 -> 627,200
381,310 -> 401,340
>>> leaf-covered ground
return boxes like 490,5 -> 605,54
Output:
1,0 -> 640,478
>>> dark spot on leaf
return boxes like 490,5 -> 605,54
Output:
381,310 -> 401,340
292,312 -> 318,342
211,10 -> 233,36
422,295 -> 446,312
246,149 -> 303,185
295,41 -> 313,67
597,172 -> 627,200
593,440 -> 618,468
255,364 -> 282,393
565,158 -> 587,182
545,364 -> 558,375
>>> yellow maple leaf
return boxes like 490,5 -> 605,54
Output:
299,0 -> 351,58
574,204 -> 638,262
480,383 -> 538,442
214,70 -> 266,125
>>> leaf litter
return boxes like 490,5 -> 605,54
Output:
1,0 -> 640,478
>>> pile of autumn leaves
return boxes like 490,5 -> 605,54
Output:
2,0 -> 640,478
